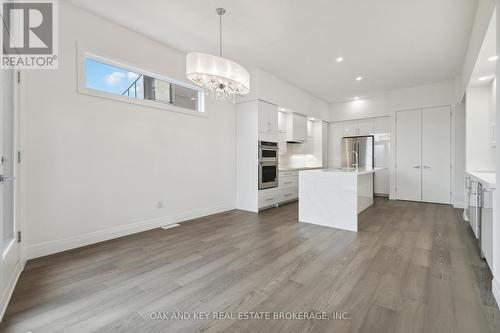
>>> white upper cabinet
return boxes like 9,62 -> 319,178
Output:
307,120 -> 314,138
277,111 -> 288,154
258,101 -> 278,135
277,111 -> 288,133
343,119 -> 374,136
373,117 -> 390,134
343,120 -> 358,136
357,119 -> 374,135
286,113 -> 307,143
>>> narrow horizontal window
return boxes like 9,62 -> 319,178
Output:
84,56 -> 203,113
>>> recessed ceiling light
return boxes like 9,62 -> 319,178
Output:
488,56 -> 498,61
478,76 -> 494,81
336,57 -> 344,63
356,76 -> 363,81
353,96 -> 359,100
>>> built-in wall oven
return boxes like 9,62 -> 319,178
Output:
259,141 -> 279,162
258,141 -> 278,189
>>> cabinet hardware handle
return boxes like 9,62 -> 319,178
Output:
423,165 -> 431,169
413,166 -> 421,169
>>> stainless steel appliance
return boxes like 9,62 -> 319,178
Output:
341,135 -> 374,169
481,186 -> 493,265
463,176 -> 471,221
467,180 -> 485,258
259,141 -> 279,162
468,180 -> 480,239
258,141 -> 278,189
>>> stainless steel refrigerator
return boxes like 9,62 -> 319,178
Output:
341,135 -> 374,169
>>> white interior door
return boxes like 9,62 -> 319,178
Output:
0,68 -> 20,319
422,106 -> 451,204
396,109 -> 422,201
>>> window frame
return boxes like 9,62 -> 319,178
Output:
77,46 -> 206,116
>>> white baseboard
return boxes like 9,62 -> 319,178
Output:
493,278 -> 500,307
24,203 -> 234,260
0,260 -> 22,322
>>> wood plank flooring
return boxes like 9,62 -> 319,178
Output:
1,198 -> 499,332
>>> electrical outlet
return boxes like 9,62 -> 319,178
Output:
157,201 -> 163,209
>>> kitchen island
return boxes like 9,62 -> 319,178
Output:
298,168 -> 384,232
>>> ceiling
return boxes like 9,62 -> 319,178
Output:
67,0 -> 479,103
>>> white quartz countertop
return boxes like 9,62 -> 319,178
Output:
279,166 -> 323,171
467,171 -> 496,189
300,167 -> 386,175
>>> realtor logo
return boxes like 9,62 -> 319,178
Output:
1,0 -> 58,69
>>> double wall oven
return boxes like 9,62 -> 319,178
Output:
258,141 -> 279,189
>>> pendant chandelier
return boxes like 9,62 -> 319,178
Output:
186,8 -> 250,99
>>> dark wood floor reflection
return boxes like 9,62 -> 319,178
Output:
2,198 -> 499,332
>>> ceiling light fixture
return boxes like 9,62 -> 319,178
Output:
336,57 -> 344,63
488,56 -> 498,61
356,76 -> 363,81
353,96 -> 359,100
478,76 -> 494,81
186,8 -> 250,99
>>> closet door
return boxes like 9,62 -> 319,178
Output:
396,109 -> 422,201
422,106 -> 451,204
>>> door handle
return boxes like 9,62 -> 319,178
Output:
423,166 -> 431,169
413,166 -> 421,169
0,175 -> 15,183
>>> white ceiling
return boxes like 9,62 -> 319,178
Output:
67,0 -> 478,103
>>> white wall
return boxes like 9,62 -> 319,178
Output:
238,68 -> 330,121
453,101 -> 466,208
329,81 -> 464,207
329,95 -> 390,122
492,3 -> 500,306
20,2 -> 237,259
466,82 -> 496,172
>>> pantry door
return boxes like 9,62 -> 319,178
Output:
396,109 -> 422,201
0,67 -> 21,318
422,106 -> 451,204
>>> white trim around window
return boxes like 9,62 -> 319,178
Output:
76,44 -> 206,116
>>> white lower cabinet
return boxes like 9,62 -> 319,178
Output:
280,176 -> 298,188
258,188 -> 279,209
279,188 -> 298,203
278,170 -> 298,204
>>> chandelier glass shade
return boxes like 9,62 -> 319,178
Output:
186,8 -> 250,99
186,52 -> 250,98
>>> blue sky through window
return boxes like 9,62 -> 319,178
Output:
85,58 -> 143,98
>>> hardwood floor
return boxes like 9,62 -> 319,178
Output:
2,198 -> 499,332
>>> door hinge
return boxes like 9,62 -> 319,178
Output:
17,151 -> 21,164
17,231 -> 21,243
17,71 -> 20,84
